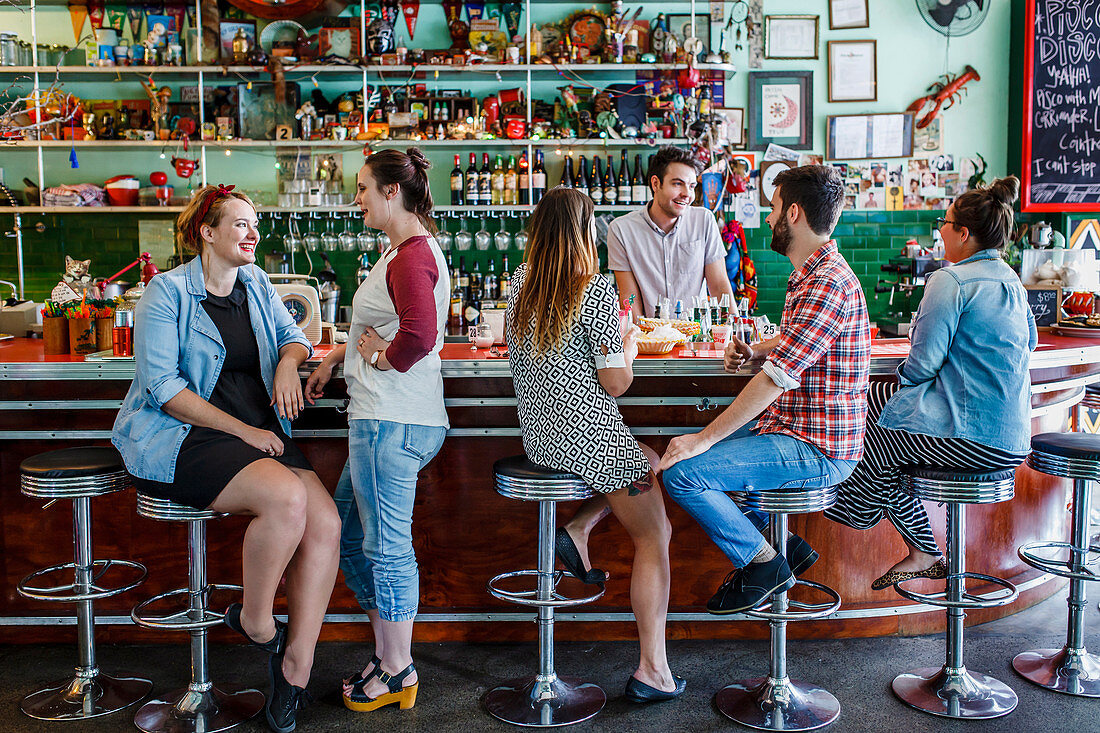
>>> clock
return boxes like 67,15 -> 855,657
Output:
565,10 -> 607,52
760,160 -> 796,208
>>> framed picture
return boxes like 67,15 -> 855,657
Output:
714,107 -> 745,147
219,21 -> 256,61
237,81 -> 300,141
760,160 -> 796,207
829,0 -> 870,30
748,71 -> 813,150
666,14 -> 711,56
764,15 -> 819,60
826,112 -> 915,160
828,40 -> 877,102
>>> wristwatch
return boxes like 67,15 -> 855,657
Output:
369,350 -> 380,367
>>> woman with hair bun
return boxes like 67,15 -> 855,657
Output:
112,184 -> 340,733
826,176 -> 1037,590
305,148 -> 450,713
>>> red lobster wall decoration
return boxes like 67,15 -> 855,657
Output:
907,65 -> 981,129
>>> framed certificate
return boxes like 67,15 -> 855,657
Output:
764,15 -> 819,60
827,40 -> 877,102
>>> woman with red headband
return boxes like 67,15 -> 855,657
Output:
113,184 -> 340,733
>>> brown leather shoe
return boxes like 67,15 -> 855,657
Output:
871,558 -> 947,591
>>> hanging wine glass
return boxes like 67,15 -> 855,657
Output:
494,214 -> 512,251
455,216 -> 473,251
321,215 -> 340,252
302,213 -> 321,252
357,216 -> 376,252
435,213 -> 454,251
339,212 -> 358,252
474,217 -> 492,251
283,213 -> 302,253
376,230 -> 391,253
513,214 -> 528,251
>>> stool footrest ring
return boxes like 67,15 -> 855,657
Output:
895,572 -> 1018,609
743,579 -> 842,622
487,570 -> 605,608
1018,541 -> 1100,582
17,559 -> 147,602
131,583 -> 243,630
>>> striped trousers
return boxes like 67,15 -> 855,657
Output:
824,381 -> 1028,555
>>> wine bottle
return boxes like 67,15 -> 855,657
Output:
575,156 -> 589,198
504,155 -> 518,205
617,149 -> 631,204
562,155 -> 575,188
532,150 -> 547,202
518,151 -> 530,205
603,154 -> 617,205
590,157 -> 604,204
478,152 -> 492,205
466,152 -> 479,205
631,154 -> 647,206
491,154 -> 505,206
450,154 -> 464,206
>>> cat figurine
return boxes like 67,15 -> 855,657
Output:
50,255 -> 101,303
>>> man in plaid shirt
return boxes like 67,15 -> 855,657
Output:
660,165 -> 870,614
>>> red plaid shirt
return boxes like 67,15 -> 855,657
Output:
756,241 -> 870,460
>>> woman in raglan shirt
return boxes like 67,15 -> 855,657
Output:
306,149 -> 450,714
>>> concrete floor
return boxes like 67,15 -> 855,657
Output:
1,591 -> 1096,733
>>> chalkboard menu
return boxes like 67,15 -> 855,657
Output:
1022,0 -> 1100,212
1025,286 -> 1059,327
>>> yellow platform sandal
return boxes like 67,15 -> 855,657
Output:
343,663 -> 418,712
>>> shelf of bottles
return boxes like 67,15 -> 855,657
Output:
1,138 -> 689,149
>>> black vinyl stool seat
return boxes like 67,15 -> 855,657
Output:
16,447 -> 151,721
718,484 -> 843,732
130,493 -> 263,733
482,456 -> 606,727
1013,433 -> 1100,697
891,464 -> 1019,719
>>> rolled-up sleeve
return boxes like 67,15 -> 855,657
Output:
766,277 -> 846,383
897,270 -> 961,387
261,273 -> 313,357
134,277 -> 189,409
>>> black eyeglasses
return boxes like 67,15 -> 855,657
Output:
933,217 -> 960,232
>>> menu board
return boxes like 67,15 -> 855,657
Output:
1022,0 -> 1100,211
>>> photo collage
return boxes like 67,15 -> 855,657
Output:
830,154 -> 977,212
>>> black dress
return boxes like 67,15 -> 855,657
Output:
133,280 -> 312,509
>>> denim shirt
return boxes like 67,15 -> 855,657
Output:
878,249 -> 1037,452
112,256 -> 313,482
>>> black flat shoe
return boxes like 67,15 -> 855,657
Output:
707,555 -> 795,615
224,603 -> 287,655
624,675 -> 686,703
786,534 -> 819,577
554,528 -> 606,585
267,652 -> 313,733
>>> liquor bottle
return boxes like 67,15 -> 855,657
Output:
575,156 -> 589,198
465,152 -> 479,205
617,149 -> 631,204
457,256 -> 470,301
484,258 -> 499,301
562,155 -> 576,188
450,154 -> 464,206
500,255 -> 512,300
603,154 -> 617,205
518,151 -> 530,205
449,280 -> 464,329
491,154 -> 505,205
464,288 -> 481,327
532,150 -> 547,202
478,152 -> 492,205
470,260 -> 484,305
590,157 -> 604,205
632,154 -> 647,206
504,155 -> 518,205
698,84 -> 711,117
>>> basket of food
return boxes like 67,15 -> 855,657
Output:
638,317 -> 702,338
636,324 -> 687,355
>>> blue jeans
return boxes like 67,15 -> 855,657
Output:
663,423 -> 857,568
334,419 -> 446,622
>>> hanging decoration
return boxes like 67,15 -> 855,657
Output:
400,0 -> 420,39
502,2 -> 522,39
87,0 -> 105,41
466,0 -> 485,23
126,6 -> 142,41
68,3 -> 89,45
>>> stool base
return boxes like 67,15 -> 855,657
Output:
892,665 -> 1017,719
1012,646 -> 1100,697
483,675 -> 605,727
134,684 -> 264,733
716,676 -> 840,731
20,670 -> 152,721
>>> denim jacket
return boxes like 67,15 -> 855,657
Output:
878,249 -> 1037,452
112,257 -> 313,482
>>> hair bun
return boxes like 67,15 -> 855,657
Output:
988,175 -> 1019,205
406,148 -> 431,172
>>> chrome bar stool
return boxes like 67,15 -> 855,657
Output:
17,446 -> 151,721
482,456 -> 607,727
131,493 -> 263,733
717,484 -> 843,732
892,466 -> 1019,719
1013,433 -> 1100,697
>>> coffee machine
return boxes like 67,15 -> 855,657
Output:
875,251 -> 946,337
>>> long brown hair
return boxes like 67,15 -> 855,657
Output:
175,184 -> 255,255
509,187 -> 599,355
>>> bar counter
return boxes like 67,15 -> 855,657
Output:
0,334 -> 1095,643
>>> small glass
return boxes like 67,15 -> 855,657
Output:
468,323 -> 494,350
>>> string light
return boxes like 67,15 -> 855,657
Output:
225,149 -> 232,156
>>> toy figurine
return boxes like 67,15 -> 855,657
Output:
295,101 -> 318,140
50,255 -> 101,304
141,81 -> 172,140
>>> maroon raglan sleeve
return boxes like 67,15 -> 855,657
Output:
384,238 -> 440,373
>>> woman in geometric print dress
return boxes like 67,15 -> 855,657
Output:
825,176 -> 1036,590
506,186 -> 684,703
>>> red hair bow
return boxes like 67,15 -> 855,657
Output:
192,184 -> 237,238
